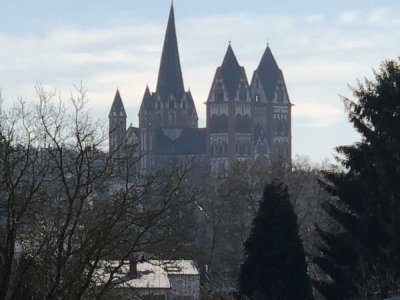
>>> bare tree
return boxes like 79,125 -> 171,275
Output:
0,85 -> 194,300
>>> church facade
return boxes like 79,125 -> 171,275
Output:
109,4 -> 291,176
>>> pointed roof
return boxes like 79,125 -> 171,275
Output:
156,3 -> 185,101
109,89 -> 126,118
220,44 -> 243,99
256,45 -> 282,100
140,85 -> 155,111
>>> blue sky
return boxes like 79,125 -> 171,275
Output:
1,0 -> 399,162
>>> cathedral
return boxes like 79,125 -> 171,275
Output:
109,4 -> 291,176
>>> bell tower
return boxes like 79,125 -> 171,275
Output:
206,44 -> 253,176
250,45 -> 291,161
109,89 -> 127,154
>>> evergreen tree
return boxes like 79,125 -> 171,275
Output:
239,181 -> 314,299
314,59 -> 400,299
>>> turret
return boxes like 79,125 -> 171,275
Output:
109,89 -> 127,153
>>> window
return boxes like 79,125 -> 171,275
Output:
215,82 -> 224,102
277,83 -> 284,103
239,82 -> 247,101
255,94 -> 260,103
235,114 -> 243,132
168,112 -> 176,127
169,100 -> 175,109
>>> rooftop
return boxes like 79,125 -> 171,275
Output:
95,260 -> 199,289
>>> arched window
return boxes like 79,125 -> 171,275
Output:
224,160 -> 229,174
254,122 -> 262,140
219,115 -> 228,132
210,114 -> 228,133
239,82 -> 247,101
242,115 -> 251,133
277,83 -> 284,103
168,112 -> 176,127
278,121 -> 283,136
273,121 -> 278,135
210,115 -> 218,133
215,82 -> 224,102
283,122 -> 288,136
235,114 -> 243,132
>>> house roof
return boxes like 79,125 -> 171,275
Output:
156,3 -> 185,102
95,261 -> 170,289
95,260 -> 199,289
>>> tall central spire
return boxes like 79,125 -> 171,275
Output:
156,3 -> 185,101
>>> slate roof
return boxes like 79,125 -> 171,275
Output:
140,85 -> 155,111
155,128 -> 206,155
126,125 -> 140,139
109,89 -> 126,118
156,4 -> 185,102
184,90 -> 197,117
220,44 -> 244,99
256,46 -> 282,100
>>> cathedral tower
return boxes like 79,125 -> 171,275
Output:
206,44 -> 253,176
138,3 -> 199,173
250,45 -> 291,161
109,89 -> 127,154
139,3 -> 198,131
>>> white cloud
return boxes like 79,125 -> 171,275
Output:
293,102 -> 342,128
64,51 -> 139,64
304,14 -> 324,24
338,11 -> 360,24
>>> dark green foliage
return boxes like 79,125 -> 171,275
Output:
239,182 -> 314,300
315,59 -> 400,299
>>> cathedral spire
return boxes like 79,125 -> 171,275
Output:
156,3 -> 185,101
109,89 -> 126,118
220,44 -> 242,99
256,45 -> 282,100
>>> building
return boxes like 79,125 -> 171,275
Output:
109,4 -> 291,176
95,260 -> 200,300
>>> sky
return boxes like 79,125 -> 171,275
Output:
0,0 -> 399,162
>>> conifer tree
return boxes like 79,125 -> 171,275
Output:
314,59 -> 400,299
239,181 -> 314,299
